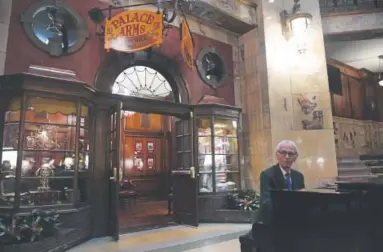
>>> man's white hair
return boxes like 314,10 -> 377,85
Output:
275,140 -> 299,155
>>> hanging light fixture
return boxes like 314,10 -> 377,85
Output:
378,55 -> 383,86
281,0 -> 312,54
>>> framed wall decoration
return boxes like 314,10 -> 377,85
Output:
134,155 -> 144,170
147,156 -> 155,170
147,141 -> 154,152
135,141 -> 143,152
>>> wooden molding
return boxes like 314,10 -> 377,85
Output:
327,58 -> 368,79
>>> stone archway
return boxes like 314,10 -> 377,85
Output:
94,51 -> 190,104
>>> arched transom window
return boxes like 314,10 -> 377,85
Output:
112,66 -> 173,100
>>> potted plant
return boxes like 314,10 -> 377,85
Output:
226,190 -> 260,211
0,209 -> 61,245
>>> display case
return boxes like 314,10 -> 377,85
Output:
0,94 -> 92,210
194,104 -> 241,194
0,73 -> 96,252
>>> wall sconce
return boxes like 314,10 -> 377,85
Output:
280,0 -> 312,54
378,55 -> 383,86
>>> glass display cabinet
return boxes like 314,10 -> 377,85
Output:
194,104 -> 241,194
0,94 -> 91,211
0,73 -> 95,252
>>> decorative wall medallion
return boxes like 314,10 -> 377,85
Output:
196,48 -> 228,88
295,94 -> 323,130
301,110 -> 324,130
21,0 -> 89,56
297,95 -> 317,115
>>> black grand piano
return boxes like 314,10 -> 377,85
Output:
251,177 -> 383,252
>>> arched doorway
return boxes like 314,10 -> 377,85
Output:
95,52 -> 194,232
115,65 -> 175,231
94,51 -> 190,104
112,66 -> 173,100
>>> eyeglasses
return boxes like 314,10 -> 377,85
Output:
278,151 -> 297,157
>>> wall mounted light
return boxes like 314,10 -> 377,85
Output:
280,0 -> 312,54
378,55 -> 383,86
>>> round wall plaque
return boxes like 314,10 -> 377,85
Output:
196,48 -> 228,88
21,0 -> 89,56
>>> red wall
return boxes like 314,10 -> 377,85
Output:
5,0 -> 234,105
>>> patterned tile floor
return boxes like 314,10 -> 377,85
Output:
68,223 -> 250,252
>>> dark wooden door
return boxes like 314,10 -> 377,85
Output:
107,102 -> 122,241
172,112 -> 198,226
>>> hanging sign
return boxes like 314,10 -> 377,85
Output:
180,19 -> 194,69
104,10 -> 163,53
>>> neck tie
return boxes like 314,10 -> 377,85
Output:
285,173 -> 292,191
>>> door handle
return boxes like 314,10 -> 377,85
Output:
110,167 -> 117,181
190,166 -> 195,179
171,167 -> 197,179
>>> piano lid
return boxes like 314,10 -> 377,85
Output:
271,188 -> 349,196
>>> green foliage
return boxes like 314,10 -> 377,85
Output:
226,190 -> 260,211
0,209 -> 61,245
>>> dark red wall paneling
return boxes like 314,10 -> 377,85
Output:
5,0 -> 104,85
5,0 -> 234,105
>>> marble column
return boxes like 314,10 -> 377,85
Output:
239,0 -> 337,189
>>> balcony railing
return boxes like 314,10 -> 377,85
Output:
319,0 -> 383,14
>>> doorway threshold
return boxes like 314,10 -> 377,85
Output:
119,221 -> 178,234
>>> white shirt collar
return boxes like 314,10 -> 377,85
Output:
279,165 -> 291,176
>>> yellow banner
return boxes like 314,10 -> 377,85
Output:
105,10 -> 163,53
181,19 -> 194,69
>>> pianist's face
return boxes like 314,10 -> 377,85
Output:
276,144 -> 298,169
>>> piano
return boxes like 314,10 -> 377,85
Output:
251,178 -> 383,252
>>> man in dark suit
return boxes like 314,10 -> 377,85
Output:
259,140 -> 305,222
239,140 -> 305,252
